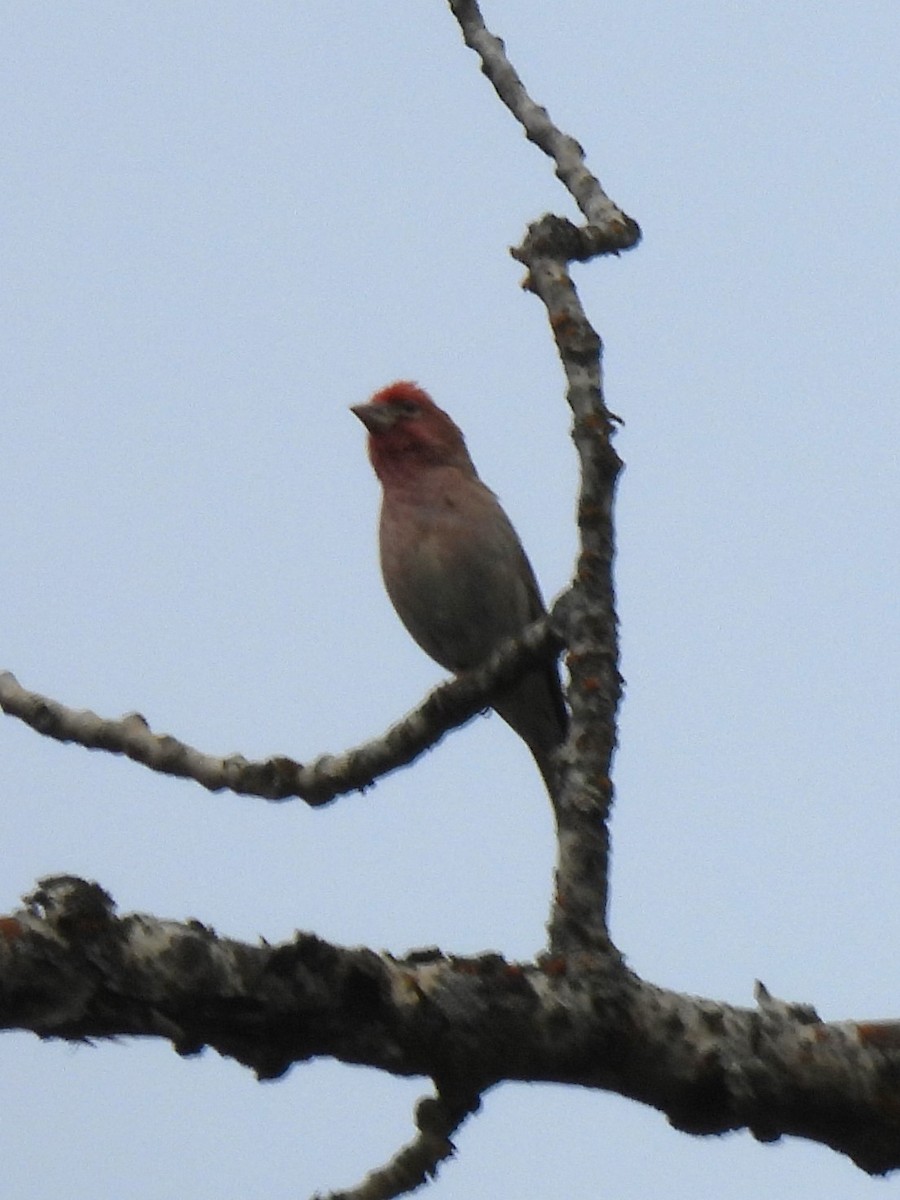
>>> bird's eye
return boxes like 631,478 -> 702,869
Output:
397,400 -> 421,417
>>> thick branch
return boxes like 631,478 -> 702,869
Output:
0,619 -> 560,805
3,876 -> 899,1177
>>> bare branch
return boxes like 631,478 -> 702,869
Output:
5,875 -> 900,1178
0,618 -> 561,806
447,0 -> 629,954
519,246 -> 623,955
448,0 -> 639,246
315,1091 -> 481,1200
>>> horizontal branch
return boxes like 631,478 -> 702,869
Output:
3,875 -> 900,1177
0,617 -> 562,806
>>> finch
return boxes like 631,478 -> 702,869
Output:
352,381 -> 567,793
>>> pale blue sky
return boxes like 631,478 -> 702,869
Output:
1,3 -> 898,1197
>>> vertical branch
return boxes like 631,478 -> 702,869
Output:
447,0 -> 640,954
517,230 -> 624,954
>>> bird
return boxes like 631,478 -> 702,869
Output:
351,380 -> 567,794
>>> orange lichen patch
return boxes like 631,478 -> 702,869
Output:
856,1023 -> 900,1049
450,959 -> 480,975
549,311 -> 578,338
581,412 -> 607,433
0,917 -> 24,941
578,503 -> 603,522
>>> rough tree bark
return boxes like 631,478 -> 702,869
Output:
1,4 -> 897,1198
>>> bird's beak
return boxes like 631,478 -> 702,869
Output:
351,402 -> 396,432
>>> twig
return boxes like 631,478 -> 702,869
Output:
0,617 -> 561,807
314,1091 -> 481,1200
448,0 -> 639,243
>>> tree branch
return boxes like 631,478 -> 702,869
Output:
448,0 -> 639,243
315,1090 -> 481,1200
0,618 -> 562,806
5,876 -> 900,1178
448,0 -> 634,954
517,244 -> 623,954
